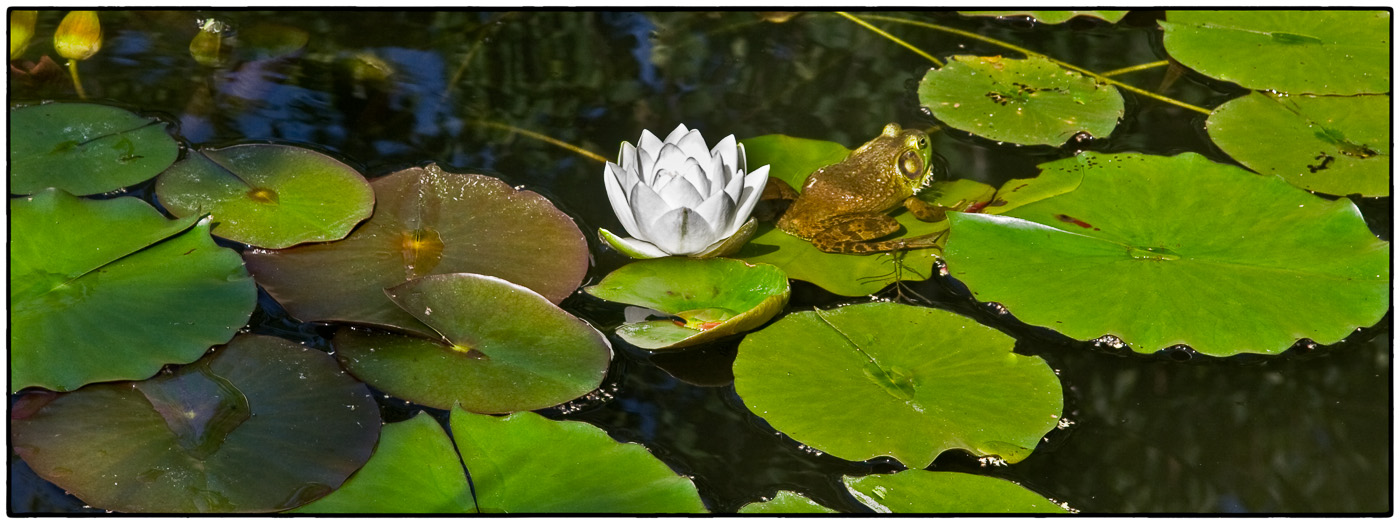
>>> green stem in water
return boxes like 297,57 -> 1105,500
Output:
1100,60 -> 1170,77
474,120 -> 608,164
858,14 -> 1212,116
835,11 -> 944,67
66,60 -> 88,100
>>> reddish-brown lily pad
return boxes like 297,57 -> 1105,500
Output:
243,164 -> 589,337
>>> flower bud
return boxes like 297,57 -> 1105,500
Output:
55,10 -> 102,61
10,11 -> 37,60
189,18 -> 230,67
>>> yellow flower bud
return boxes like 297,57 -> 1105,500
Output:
54,10 -> 102,61
10,11 -> 37,60
189,18 -> 230,67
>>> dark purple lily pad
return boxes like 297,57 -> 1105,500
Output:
243,164 -> 589,337
11,334 -> 381,513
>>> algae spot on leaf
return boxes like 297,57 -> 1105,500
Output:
243,164 -> 589,337
585,257 -> 790,350
10,189 -> 256,392
334,273 -> 611,413
9,102 -> 179,195
156,144 -> 376,249
733,302 -> 1063,468
844,471 -> 1070,513
943,151 -> 1391,356
10,334 -> 381,513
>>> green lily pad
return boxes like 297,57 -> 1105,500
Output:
918,55 -> 1125,146
1160,10 -> 1389,95
736,135 -> 992,296
10,102 -> 179,195
733,302 -> 1063,467
1206,92 -> 1389,197
334,273 -> 611,413
944,152 -> 1391,356
10,334 -> 381,513
960,11 -> 1128,24
584,258 -> 790,350
844,471 -> 1069,513
155,144 -> 375,248
451,408 -> 707,513
738,491 -> 839,514
293,413 -> 475,513
243,164 -> 589,337
11,189 -> 257,392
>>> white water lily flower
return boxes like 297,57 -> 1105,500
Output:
600,124 -> 769,258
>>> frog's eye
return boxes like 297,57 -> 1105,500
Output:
898,150 -> 924,179
917,136 -> 928,149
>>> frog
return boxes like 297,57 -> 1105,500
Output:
769,123 -> 947,254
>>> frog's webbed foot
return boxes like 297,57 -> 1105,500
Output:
904,196 -> 953,222
810,215 -> 903,254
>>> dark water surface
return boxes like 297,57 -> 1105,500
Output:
8,10 -> 1391,514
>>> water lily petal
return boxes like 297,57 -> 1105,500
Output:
649,207 -> 717,255
735,141 -> 749,173
654,143 -> 689,176
629,182 -> 672,242
605,163 -> 643,238
657,176 -> 705,210
723,162 -> 744,204
662,124 -> 691,145
618,141 -> 639,175
676,129 -> 711,163
695,190 -> 736,231
638,148 -> 657,185
639,129 -> 665,158
726,164 -> 770,238
708,152 -> 728,192
680,158 -> 710,195
711,134 -> 738,174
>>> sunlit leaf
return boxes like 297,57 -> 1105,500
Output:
1206,92 -> 1388,197
1161,10 -> 1389,95
334,273 -> 611,413
10,102 -> 178,195
11,189 -> 256,392
733,302 -> 1063,467
11,334 -> 381,513
244,165 -> 589,337
918,55 -> 1124,146
944,152 -> 1390,356
737,491 -> 839,514
844,471 -> 1069,513
584,258 -> 789,350
960,11 -> 1128,24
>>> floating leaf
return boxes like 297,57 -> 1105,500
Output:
1160,10 -> 1389,95
244,165 -> 588,337
293,413 -> 475,513
960,11 -> 1128,24
334,273 -> 611,413
918,55 -> 1124,146
739,134 -> 852,191
451,408 -> 707,513
1206,92 -> 1389,197
11,334 -> 381,513
11,189 -> 256,392
584,258 -> 789,350
738,491 -> 838,514
944,152 -> 1390,356
10,102 -> 179,195
733,302 -> 1063,467
844,471 -> 1068,513
156,144 -> 375,248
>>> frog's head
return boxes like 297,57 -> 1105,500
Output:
882,123 -> 936,192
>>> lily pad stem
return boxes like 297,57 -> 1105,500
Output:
836,12 -> 944,68
473,120 -> 608,164
858,14 -> 1213,116
66,59 -> 88,99
1100,60 -> 1170,77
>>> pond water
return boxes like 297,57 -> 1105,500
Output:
9,10 -> 1391,513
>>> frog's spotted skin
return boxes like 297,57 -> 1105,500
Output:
776,123 -> 945,254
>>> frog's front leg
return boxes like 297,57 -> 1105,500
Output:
810,214 -> 904,254
903,196 -> 951,222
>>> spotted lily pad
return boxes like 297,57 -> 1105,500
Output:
243,165 -> 589,337
584,258 -> 790,350
844,471 -> 1069,513
944,152 -> 1390,356
918,55 -> 1125,146
452,408 -> 707,513
11,189 -> 257,392
737,491 -> 838,514
334,273 -> 611,413
733,302 -> 1063,467
10,334 -> 381,513
1206,92 -> 1389,197
155,144 -> 375,248
293,413 -> 475,513
1161,11 -> 1389,95
960,11 -> 1128,24
736,135 -> 992,297
10,102 -> 180,195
